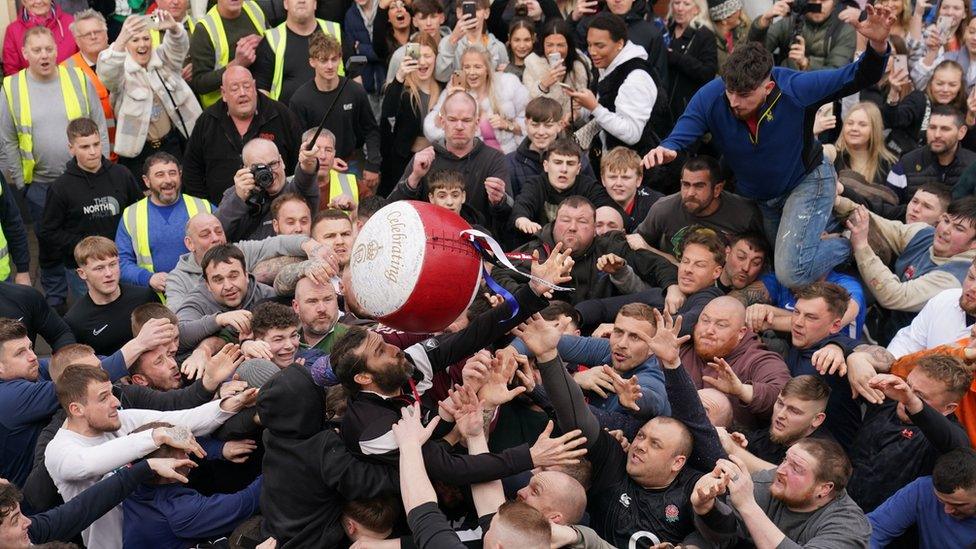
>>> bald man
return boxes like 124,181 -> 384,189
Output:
515,471 -> 587,526
678,296 -> 792,429
165,213 -> 324,312
216,136 -> 321,241
183,66 -> 303,204
292,276 -> 348,352
595,206 -> 625,236
389,90 -> 512,230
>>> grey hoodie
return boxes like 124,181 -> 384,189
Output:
165,234 -> 310,312
176,275 -> 277,351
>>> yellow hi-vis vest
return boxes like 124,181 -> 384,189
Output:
122,194 -> 212,272
3,66 -> 90,184
330,170 -> 358,204
0,182 -> 12,281
197,1 -> 266,107
150,17 -> 200,47
265,19 -> 343,101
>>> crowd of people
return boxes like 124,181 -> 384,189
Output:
3,0 -> 976,546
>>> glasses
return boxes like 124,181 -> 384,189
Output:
250,159 -> 282,170
76,29 -> 107,40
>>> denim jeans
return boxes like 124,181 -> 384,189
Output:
757,156 -> 851,288
24,181 -> 68,307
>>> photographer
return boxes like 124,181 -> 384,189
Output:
748,0 -> 857,70
215,137 -> 321,241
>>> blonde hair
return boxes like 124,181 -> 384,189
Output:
460,45 -> 501,118
834,102 -> 896,184
668,0 -> 714,31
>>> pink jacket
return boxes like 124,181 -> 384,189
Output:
3,4 -> 78,76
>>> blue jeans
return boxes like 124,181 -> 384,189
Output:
757,157 -> 851,288
64,269 -> 89,300
25,182 -> 68,307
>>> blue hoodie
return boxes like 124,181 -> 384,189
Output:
661,45 -> 888,200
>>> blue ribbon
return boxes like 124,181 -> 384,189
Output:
470,239 -> 520,322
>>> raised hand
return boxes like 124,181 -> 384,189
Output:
610,371 -> 642,411
529,242 -> 574,298
391,403 -> 440,448
641,146 -> 678,169
460,350 -> 492,393
147,457 -> 197,484
202,343 -> 245,391
703,357 -> 745,399
512,313 -> 562,362
646,309 -> 689,368
596,253 -> 626,275
478,352 -> 527,407
152,425 -> 206,459
529,421 -> 587,467
691,468 -> 730,515
222,439 -> 257,463
515,217 -> 542,235
868,374 -> 923,413
220,387 -> 259,412
850,3 -> 896,49
573,365 -> 616,398
812,343 -> 847,376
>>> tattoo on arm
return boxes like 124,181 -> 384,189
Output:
272,259 -> 313,295
481,407 -> 495,439
252,255 -> 303,285
729,280 -> 771,307
853,344 -> 895,371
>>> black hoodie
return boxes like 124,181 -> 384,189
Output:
40,157 -> 142,268
510,172 -> 618,228
258,366 -> 399,548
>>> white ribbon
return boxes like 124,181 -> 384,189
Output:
460,229 -> 573,292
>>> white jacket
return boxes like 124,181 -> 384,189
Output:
423,71 -> 529,154
521,52 -> 591,118
887,288 -> 972,358
97,25 -> 202,158
585,41 -> 657,149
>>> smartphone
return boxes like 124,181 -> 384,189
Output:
816,102 -> 833,118
146,12 -> 160,29
937,15 -> 955,42
892,54 -> 909,74
462,0 -> 477,19
405,42 -> 421,61
547,52 -> 563,66
450,71 -> 463,87
556,82 -> 573,91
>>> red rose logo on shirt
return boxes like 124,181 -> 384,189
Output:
665,504 -> 680,523
259,132 -> 275,141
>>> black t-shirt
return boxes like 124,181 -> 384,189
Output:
288,77 -> 381,170
587,430 -> 702,547
64,284 -> 160,356
253,27 -> 317,106
0,281 -> 74,351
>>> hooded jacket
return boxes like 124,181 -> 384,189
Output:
3,5 -> 78,76
258,365 -> 399,548
590,41 -> 659,154
492,225 -> 678,305
390,138 -> 512,224
679,331 -> 792,429
575,1 -> 668,83
40,157 -> 142,268
506,138 -> 596,198
511,172 -> 618,227
175,275 -> 276,351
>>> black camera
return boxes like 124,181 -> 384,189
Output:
791,0 -> 822,15
251,164 -> 274,189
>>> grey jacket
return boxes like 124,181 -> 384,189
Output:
165,234 -> 310,312
215,162 -> 319,242
176,275 -> 277,351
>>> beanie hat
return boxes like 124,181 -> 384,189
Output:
708,0 -> 742,22
237,359 -> 281,389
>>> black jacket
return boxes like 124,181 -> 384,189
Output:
848,400 -> 970,513
379,78 -> 432,196
0,174 -> 29,274
511,173 -> 618,227
492,226 -> 679,305
666,24 -> 718,124
40,157 -> 142,268
888,145 -> 976,203
623,187 -> 664,233
0,281 -> 74,351
339,285 -> 547,481
258,365 -> 399,549
182,93 -> 302,204
506,138 -> 597,198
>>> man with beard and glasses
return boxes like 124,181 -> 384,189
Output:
116,153 -> 213,292
678,296 -> 791,430
628,156 -> 762,257
691,437 -> 871,548
329,245 -> 581,485
716,375 -> 832,474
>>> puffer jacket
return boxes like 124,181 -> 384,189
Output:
97,24 -> 201,158
2,4 -> 77,76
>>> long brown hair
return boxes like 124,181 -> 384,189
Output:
834,102 -> 897,184
404,32 -> 441,114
